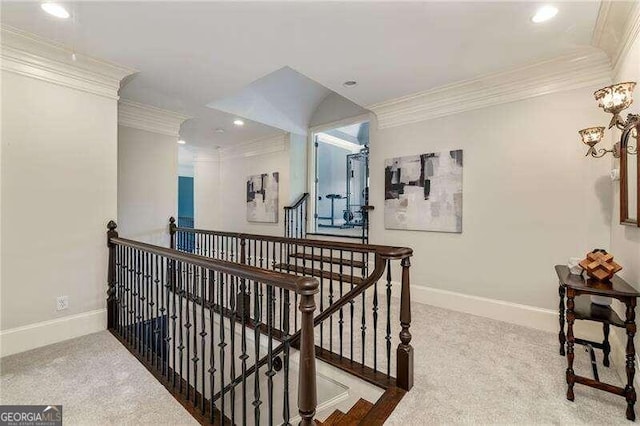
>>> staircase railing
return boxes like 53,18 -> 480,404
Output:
284,193 -> 309,239
170,217 -> 414,393
106,221 -> 320,425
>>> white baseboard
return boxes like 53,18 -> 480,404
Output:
0,309 -> 107,358
403,284 -> 603,341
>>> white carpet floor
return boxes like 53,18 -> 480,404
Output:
0,300 -> 633,425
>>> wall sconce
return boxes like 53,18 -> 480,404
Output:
579,81 -> 638,158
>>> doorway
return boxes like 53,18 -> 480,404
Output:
312,121 -> 370,238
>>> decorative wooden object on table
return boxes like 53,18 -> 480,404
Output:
578,249 -> 623,281
556,265 -> 640,421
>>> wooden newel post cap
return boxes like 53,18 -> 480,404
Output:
107,220 -> 117,231
578,249 -> 623,282
169,216 -> 176,225
297,278 -> 319,296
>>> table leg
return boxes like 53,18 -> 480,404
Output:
559,284 -> 566,356
603,323 -> 611,367
625,299 -> 637,421
566,289 -> 576,401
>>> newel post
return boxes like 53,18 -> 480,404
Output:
397,256 -> 414,391
169,216 -> 177,249
106,220 -> 118,330
297,278 -> 319,426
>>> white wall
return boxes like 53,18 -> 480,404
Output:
194,134 -> 292,236
118,125 -> 178,246
1,71 -> 118,335
369,86 -> 612,310
194,149 -> 221,230
289,133 -> 308,203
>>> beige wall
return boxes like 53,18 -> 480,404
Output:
610,27 -> 640,288
369,86 -> 612,310
1,71 -> 118,330
117,125 -> 178,246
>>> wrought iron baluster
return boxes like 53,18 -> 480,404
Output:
386,260 -> 392,377
350,251 -> 355,361
199,266 -> 206,414
361,280 -> 367,366
253,279 -> 262,424
373,275 -> 379,372
266,284 -> 275,426
329,248 -> 334,354
185,263 -> 191,399
319,247 -> 324,348
282,289 -> 291,425
339,249 -> 344,359
240,273 -> 249,425
153,254 -> 160,369
145,252 -> 151,363
177,260 -> 185,393
294,243 -> 298,332
160,255 -> 168,377
136,250 -> 143,354
219,271 -> 227,420
260,241 -> 264,324
191,264 -> 198,406
171,257 -> 178,389
208,269 -> 217,423
229,274 -> 237,425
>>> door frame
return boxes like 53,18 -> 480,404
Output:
307,113 -> 372,234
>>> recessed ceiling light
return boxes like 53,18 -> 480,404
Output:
41,3 -> 70,19
233,119 -> 244,126
531,5 -> 558,23
215,128 -> 225,133
343,80 -> 358,88
177,140 -> 186,145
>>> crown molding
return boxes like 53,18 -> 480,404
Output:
118,99 -> 190,137
592,0 -> 640,76
613,1 -> 640,76
219,133 -> 289,160
0,25 -> 135,100
368,49 -> 612,129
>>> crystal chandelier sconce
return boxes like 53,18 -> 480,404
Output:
579,81 -> 639,158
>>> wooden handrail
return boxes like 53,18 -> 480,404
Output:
173,227 -> 412,260
110,236 -> 316,293
284,192 -> 309,210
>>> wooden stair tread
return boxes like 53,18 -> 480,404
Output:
340,399 -> 374,426
273,264 -> 363,285
320,409 -> 346,426
289,252 -> 365,268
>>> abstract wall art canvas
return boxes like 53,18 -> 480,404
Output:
384,150 -> 463,233
247,172 -> 279,223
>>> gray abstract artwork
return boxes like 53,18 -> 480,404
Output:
247,172 -> 279,223
384,150 -> 463,232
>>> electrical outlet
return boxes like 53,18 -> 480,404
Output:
56,296 -> 68,311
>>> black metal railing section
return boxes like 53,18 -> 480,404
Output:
170,217 -> 414,393
284,193 -> 309,239
107,221 -> 320,425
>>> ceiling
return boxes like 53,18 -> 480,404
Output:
1,1 -> 601,149
209,66 -> 331,136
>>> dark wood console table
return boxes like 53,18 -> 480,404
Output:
556,265 -> 640,421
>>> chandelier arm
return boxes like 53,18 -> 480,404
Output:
591,148 -> 610,158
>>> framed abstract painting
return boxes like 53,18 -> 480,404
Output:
384,150 -> 463,233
